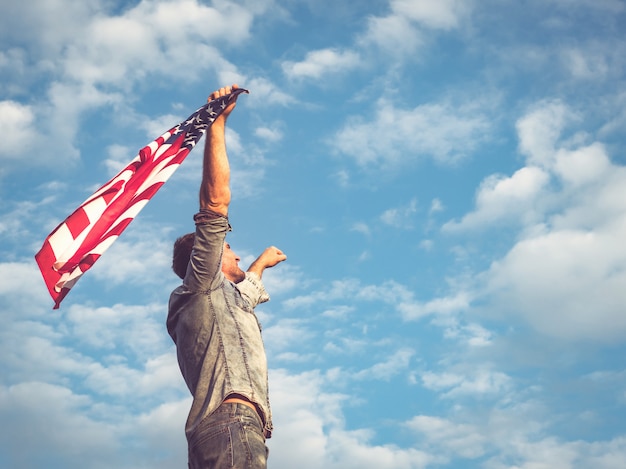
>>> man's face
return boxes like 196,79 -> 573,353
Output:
222,242 -> 245,283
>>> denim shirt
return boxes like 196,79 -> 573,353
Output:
167,212 -> 273,439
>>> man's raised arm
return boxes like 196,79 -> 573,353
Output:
199,84 -> 241,216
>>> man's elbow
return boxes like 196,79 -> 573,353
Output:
200,189 -> 230,215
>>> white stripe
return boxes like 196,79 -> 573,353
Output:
84,162 -> 137,204
48,223 -> 75,259
90,234 -> 119,256
82,195 -> 110,223
152,143 -> 172,160
106,201 -> 149,232
146,131 -> 172,157
135,161 -> 182,195
54,267 -> 84,292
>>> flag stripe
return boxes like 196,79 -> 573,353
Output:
65,209 -> 90,238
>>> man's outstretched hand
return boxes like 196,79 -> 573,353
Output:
208,84 -> 241,124
248,247 -> 287,279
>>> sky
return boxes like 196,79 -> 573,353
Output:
1,0 -> 626,468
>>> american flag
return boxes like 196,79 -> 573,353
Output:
35,88 -> 248,309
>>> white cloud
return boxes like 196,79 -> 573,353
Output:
89,231 -> 172,287
406,407 -> 626,469
134,398 -> 189,467
516,100 -> 573,166
333,99 -> 490,168
104,144 -> 134,176
380,198 -> 419,229
359,0 -> 470,57
397,291 -> 472,320
445,101 -> 615,232
446,100 -> 626,342
65,302 -> 169,356
0,261 -> 50,311
240,76 -> 298,108
141,113 -> 187,145
485,220 -> 626,342
361,14 -> 423,60
282,276 -> 471,322
62,1 -> 253,86
256,262 -> 302,298
421,368 -> 511,398
322,305 -> 356,319
0,382 -> 119,468
0,0 -> 98,57
0,261 -> 41,296
351,222 -> 371,236
406,415 -> 487,458
443,166 -> 551,232
429,198 -> 445,214
0,380 -> 190,469
561,46 -> 610,80
283,48 -> 361,80
268,369 -> 435,469
437,317 -> 494,347
0,251 -> 191,466
0,101 -> 36,160
0,330 -> 88,384
353,348 -> 415,381
324,336 -> 369,356
552,142 -> 612,187
391,0 -> 471,30
419,239 -> 434,251
255,125 -> 284,142
81,352 -> 184,398
0,0 -> 268,174
283,278 -> 362,310
263,318 -> 314,356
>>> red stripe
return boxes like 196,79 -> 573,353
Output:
34,239 -> 61,300
101,179 -> 127,205
65,207 -> 90,239
79,253 -> 100,271
53,287 -> 70,310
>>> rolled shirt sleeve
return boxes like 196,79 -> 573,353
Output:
183,210 -> 230,293
236,271 -> 270,308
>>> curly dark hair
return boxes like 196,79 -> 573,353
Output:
172,232 -> 195,279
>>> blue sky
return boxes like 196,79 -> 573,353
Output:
1,0 -> 626,467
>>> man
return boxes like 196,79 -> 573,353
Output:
167,84 -> 287,468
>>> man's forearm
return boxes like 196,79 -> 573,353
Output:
199,121 -> 230,215
247,259 -> 266,279
247,247 -> 288,279
198,85 -> 240,215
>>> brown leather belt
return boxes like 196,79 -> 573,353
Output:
223,394 -> 264,426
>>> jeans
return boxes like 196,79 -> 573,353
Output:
188,402 -> 268,469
